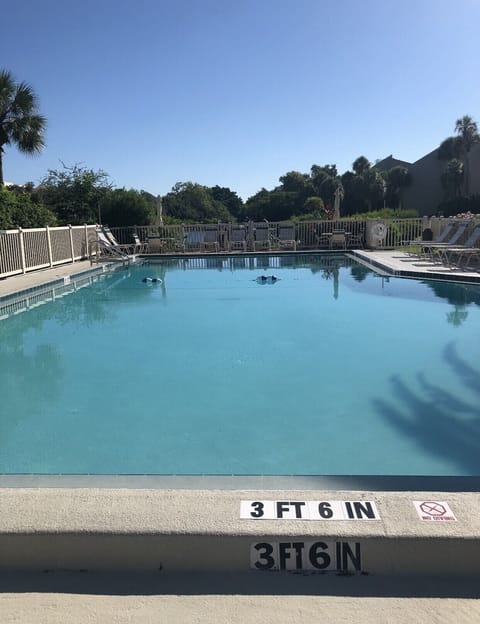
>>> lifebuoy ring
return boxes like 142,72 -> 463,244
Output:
372,223 -> 387,240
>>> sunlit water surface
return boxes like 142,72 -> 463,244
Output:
1,254 -> 479,476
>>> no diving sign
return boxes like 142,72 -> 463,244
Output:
413,501 -> 457,521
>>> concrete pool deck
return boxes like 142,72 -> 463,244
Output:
352,249 -> 480,282
1,253 -> 479,621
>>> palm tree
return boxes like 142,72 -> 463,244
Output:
386,166 -> 411,209
0,69 -> 46,185
352,156 -> 371,176
454,115 -> 479,196
441,158 -> 464,200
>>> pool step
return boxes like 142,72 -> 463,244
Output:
0,488 -> 479,576
1,533 -> 479,577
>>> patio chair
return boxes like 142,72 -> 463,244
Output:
347,228 -> 364,248
253,224 -> 271,251
330,230 -> 347,250
183,229 -> 205,252
201,226 -> 220,252
132,233 -> 149,253
276,224 -> 297,251
228,225 -> 247,252
439,225 -> 480,269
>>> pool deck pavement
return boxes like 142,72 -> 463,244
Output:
1,253 -> 479,622
352,249 -> 480,282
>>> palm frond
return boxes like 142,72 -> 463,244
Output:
0,69 -> 46,184
0,70 -> 16,118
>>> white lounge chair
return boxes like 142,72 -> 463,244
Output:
102,226 -> 136,254
439,225 -> 480,269
413,221 -> 470,263
91,226 -> 132,261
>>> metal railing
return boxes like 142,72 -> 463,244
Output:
110,219 -> 428,254
0,225 -> 96,280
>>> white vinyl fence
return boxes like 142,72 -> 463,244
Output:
0,225 -> 97,279
3,217 -> 469,280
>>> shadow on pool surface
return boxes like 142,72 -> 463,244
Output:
374,342 -> 480,476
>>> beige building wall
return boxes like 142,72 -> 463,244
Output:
468,142 -> 480,196
402,148 -> 445,216
376,143 -> 480,216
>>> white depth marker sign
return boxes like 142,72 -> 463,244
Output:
240,500 -> 380,520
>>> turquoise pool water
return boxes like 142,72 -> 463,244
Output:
1,255 -> 479,476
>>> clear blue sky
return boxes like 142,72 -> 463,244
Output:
2,0 -> 479,199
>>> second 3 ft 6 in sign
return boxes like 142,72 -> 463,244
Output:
251,541 -> 362,572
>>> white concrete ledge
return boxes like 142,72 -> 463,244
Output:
0,489 -> 478,576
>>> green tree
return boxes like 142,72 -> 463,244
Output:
99,188 -> 156,227
454,115 -> 479,195
207,185 -> 244,220
385,166 -> 411,209
310,165 -> 342,207
339,170 -> 359,215
311,163 -> 337,178
348,168 -> 385,212
301,196 -> 326,219
37,163 -> 112,224
0,185 -> 56,228
455,115 -> 480,153
0,70 -> 47,185
244,188 -> 271,221
441,158 -> 464,200
162,182 -> 233,222
438,136 -> 464,161
352,156 -> 371,175
278,171 -> 312,194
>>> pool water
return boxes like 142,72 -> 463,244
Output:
1,254 -> 479,476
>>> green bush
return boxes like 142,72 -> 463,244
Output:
346,207 -> 418,220
436,196 -> 480,217
0,186 -> 57,229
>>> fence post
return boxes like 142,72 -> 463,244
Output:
247,220 -> 254,251
84,224 -> 89,259
68,224 -> 75,263
46,225 -> 53,267
18,228 -> 26,274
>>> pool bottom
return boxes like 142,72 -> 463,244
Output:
0,474 -> 479,491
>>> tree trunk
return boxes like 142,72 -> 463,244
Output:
0,148 -> 4,186
464,152 -> 470,197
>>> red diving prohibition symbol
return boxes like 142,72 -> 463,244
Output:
419,502 -> 447,517
413,501 -> 456,521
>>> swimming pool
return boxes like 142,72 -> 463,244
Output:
1,254 -> 479,477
